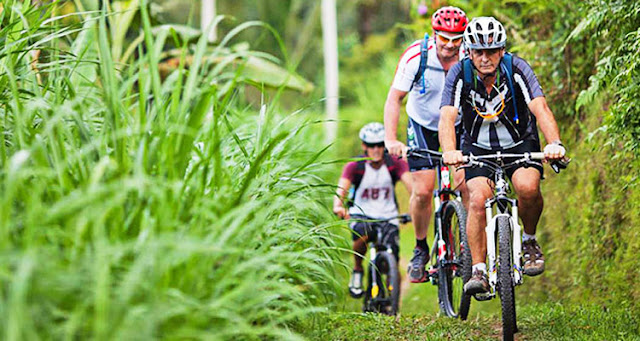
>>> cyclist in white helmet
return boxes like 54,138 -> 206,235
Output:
333,123 -> 413,298
384,6 -> 469,283
439,17 -> 566,295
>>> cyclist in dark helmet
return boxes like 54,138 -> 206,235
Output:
333,122 -> 413,298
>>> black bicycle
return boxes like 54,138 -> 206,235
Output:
460,152 -> 569,341
407,148 -> 472,319
352,214 -> 411,315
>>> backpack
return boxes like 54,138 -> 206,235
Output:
409,33 -> 431,94
347,154 -> 401,208
461,52 -> 520,124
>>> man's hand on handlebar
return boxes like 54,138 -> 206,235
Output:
333,206 -> 350,220
543,141 -> 566,161
442,150 -> 464,167
385,139 -> 408,159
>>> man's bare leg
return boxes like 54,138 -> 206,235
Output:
463,176 -> 493,294
511,168 -> 545,276
407,169 -> 436,282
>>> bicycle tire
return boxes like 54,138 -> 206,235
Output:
376,252 -> 401,315
437,200 -> 472,319
497,215 -> 517,341
362,260 -> 374,313
362,252 -> 400,315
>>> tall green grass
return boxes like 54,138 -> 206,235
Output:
0,1 -> 343,339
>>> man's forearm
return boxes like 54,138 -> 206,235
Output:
333,194 -> 344,209
439,107 -> 458,152
530,97 -> 561,143
538,113 -> 561,144
384,98 -> 401,141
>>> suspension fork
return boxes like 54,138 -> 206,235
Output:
433,165 -> 451,262
369,246 -> 380,298
485,198 -> 498,288
511,201 -> 523,285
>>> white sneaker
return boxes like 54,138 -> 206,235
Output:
349,270 -> 364,298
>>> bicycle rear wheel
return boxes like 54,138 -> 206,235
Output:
497,215 -> 517,341
437,200 -> 472,319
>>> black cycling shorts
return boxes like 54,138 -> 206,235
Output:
350,220 -> 399,260
462,138 -> 544,181
407,118 -> 461,172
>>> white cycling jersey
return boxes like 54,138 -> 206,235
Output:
347,163 -> 399,222
391,38 -> 464,131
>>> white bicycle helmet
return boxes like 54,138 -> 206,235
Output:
464,17 -> 506,49
359,122 -> 385,144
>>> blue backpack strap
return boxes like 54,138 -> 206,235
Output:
500,53 -> 519,124
347,158 -> 367,207
410,33 -> 430,93
462,56 -> 474,85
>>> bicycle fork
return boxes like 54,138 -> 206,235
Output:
369,247 -> 394,299
485,204 -> 524,293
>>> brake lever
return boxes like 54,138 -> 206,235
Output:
550,157 -> 571,174
399,214 -> 412,224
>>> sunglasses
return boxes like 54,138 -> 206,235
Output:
364,142 -> 385,148
436,32 -> 463,45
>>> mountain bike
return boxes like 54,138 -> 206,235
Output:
407,148 -> 472,319
354,214 -> 411,316
460,152 -> 569,341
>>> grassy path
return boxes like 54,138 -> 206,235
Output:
304,302 -> 639,340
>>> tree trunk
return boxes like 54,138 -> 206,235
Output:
321,0 -> 339,143
357,1 -> 378,43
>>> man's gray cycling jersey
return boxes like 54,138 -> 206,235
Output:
391,38 -> 463,131
440,55 -> 544,150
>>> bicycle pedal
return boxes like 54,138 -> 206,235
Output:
428,267 -> 438,275
473,292 -> 494,301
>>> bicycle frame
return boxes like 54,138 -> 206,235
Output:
464,152 -> 545,299
404,148 -> 463,281
484,168 -> 523,296
430,163 -> 462,276
368,222 -> 397,300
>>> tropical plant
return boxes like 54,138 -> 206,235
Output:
0,1 -> 342,339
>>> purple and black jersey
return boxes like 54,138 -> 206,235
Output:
440,55 -> 544,150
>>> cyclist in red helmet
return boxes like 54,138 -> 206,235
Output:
384,6 -> 469,283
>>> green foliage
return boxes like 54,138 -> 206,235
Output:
0,2 -> 343,339
569,0 -> 640,151
525,107 -> 640,314
339,32 -> 399,108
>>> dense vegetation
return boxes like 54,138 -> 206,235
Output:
0,1 -> 343,339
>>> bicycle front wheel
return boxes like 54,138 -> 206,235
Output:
497,215 -> 517,341
437,200 -> 472,319
376,251 -> 400,315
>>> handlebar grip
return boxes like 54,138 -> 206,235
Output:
529,152 -> 545,160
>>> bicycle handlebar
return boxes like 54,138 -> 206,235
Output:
462,152 -> 571,174
462,152 -> 545,162
405,148 -> 442,159
404,148 -> 571,173
350,214 -> 412,224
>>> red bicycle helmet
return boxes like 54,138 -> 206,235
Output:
431,6 -> 468,33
